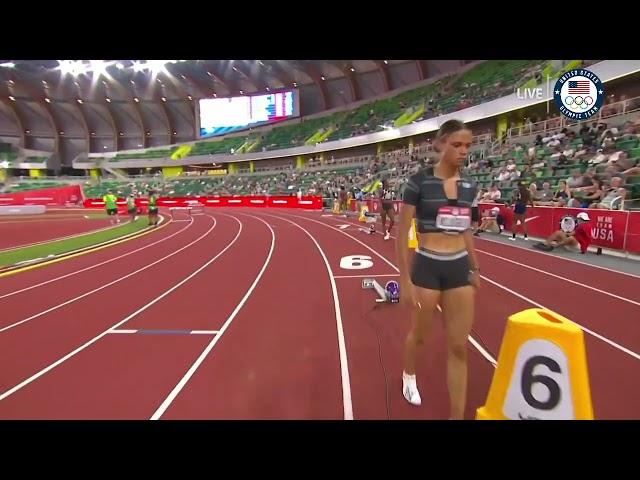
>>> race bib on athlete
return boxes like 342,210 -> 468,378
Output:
435,206 -> 471,232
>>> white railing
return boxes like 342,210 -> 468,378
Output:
506,95 -> 640,139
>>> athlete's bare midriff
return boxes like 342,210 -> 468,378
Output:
418,231 -> 466,253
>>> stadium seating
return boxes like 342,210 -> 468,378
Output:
94,60 -> 550,163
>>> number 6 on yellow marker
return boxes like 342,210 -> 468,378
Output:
477,308 -> 594,420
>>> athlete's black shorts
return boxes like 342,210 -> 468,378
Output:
128,207 -> 137,215
148,207 -> 159,215
514,203 -> 527,215
411,248 -> 472,291
106,208 -> 117,216
471,206 -> 479,223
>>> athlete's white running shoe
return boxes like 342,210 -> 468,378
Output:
402,372 -> 422,406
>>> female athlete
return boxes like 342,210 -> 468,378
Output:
379,179 -> 396,240
511,182 -> 534,240
397,119 -> 480,420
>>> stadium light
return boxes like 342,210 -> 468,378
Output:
146,60 -> 167,74
57,60 -> 74,75
89,60 -> 110,77
70,61 -> 88,76
0,62 -> 16,68
57,60 -> 88,77
132,61 -> 146,73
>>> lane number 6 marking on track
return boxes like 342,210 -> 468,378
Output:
340,255 -> 373,270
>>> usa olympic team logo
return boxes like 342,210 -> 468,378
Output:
553,69 -> 605,120
560,215 -> 576,234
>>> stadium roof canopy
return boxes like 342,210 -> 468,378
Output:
0,60 -> 426,104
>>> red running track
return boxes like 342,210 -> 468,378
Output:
283,210 -> 640,419
0,208 -> 638,419
0,214 -> 117,251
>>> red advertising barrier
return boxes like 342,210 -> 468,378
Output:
348,199 -> 640,253
349,199 -> 402,214
0,185 -> 83,206
478,203 -> 640,253
83,195 -> 324,211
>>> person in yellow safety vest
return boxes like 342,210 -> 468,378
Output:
102,190 -> 120,225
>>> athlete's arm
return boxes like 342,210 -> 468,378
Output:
397,203 -> 415,282
463,229 -> 480,271
398,173 -> 421,308
463,229 -> 481,289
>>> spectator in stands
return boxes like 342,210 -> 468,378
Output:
579,123 -> 590,136
534,135 -> 543,147
547,135 -> 562,148
553,180 -> 572,206
532,153 -> 547,170
520,165 -> 535,181
529,182 -> 541,203
561,144 -> 575,158
496,167 -> 511,182
552,154 -> 571,175
572,168 -> 597,191
607,151 -> 632,170
580,178 -> 605,207
567,171 -> 585,189
538,182 -> 555,204
595,177 -> 627,210
484,184 -> 502,202
606,159 -> 640,178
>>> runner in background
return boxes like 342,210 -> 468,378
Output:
126,194 -> 138,222
102,190 -> 120,225
339,186 -> 348,213
148,189 -> 159,226
379,179 -> 396,240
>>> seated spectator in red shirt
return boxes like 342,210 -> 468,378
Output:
532,212 -> 592,254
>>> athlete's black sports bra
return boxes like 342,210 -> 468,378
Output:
402,168 -> 477,234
